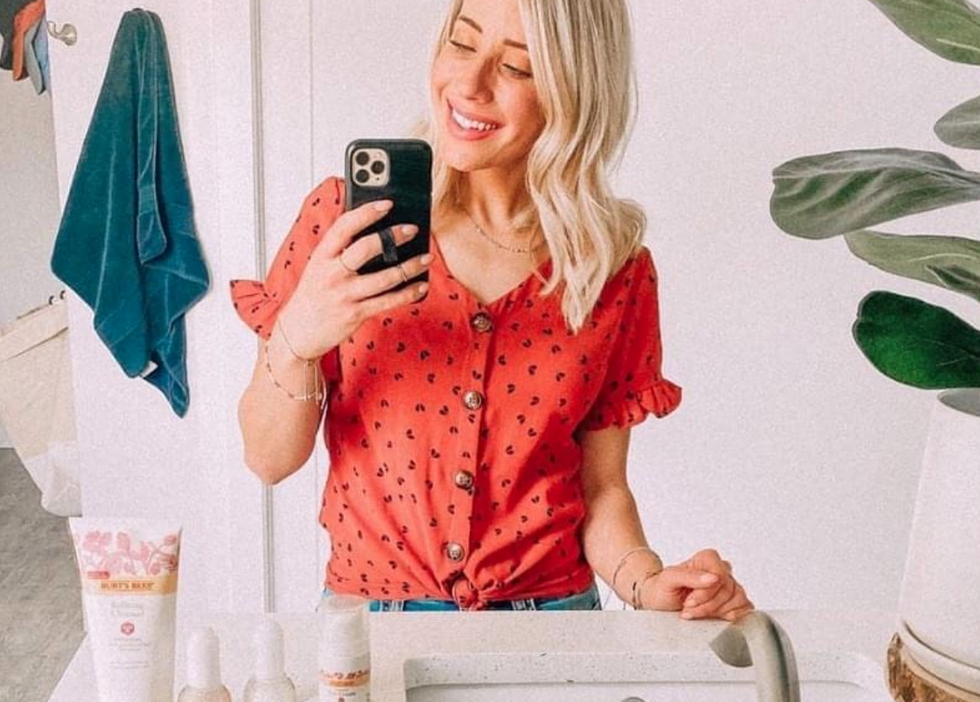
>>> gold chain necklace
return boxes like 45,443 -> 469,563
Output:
460,207 -> 546,254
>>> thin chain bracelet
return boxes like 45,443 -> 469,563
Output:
263,338 -> 325,405
631,568 -> 663,611
262,319 -> 327,409
612,546 -> 663,594
275,317 -> 319,362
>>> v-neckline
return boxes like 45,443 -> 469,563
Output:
429,232 -> 553,309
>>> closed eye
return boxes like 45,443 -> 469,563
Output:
449,39 -> 476,53
503,63 -> 532,78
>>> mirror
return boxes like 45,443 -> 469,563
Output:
4,6 -> 972,688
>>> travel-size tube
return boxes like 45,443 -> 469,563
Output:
317,594 -> 371,702
70,518 -> 182,702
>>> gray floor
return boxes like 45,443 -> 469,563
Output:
0,448 -> 84,702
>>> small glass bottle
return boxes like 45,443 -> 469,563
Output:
243,619 -> 297,702
177,627 -> 233,702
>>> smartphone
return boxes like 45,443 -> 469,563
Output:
344,138 -> 433,291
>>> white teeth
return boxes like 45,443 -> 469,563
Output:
452,108 -> 498,132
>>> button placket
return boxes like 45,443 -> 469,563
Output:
442,303 -> 494,585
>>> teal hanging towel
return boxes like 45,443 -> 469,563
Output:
52,9 -> 209,417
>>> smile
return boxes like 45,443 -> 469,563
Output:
451,106 -> 501,132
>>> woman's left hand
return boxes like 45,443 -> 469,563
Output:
641,548 -> 754,621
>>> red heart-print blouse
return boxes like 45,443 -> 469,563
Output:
230,176 -> 682,610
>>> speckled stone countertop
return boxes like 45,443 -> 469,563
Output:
49,608 -> 898,702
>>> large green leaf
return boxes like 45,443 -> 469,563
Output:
770,148 -> 980,239
930,264 -> 980,300
844,230 -> 980,302
853,290 -> 980,388
935,94 -> 980,149
866,0 -> 980,65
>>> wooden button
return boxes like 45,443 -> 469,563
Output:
446,542 -> 465,562
470,312 -> 493,333
454,471 -> 474,490
462,390 -> 484,411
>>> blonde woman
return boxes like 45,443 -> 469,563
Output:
233,0 -> 754,617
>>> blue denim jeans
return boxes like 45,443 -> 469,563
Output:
322,580 -> 602,612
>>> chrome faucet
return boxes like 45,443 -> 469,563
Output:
708,611 -> 801,702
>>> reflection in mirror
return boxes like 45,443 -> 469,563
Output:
236,0 -> 754,623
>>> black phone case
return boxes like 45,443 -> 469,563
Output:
344,139 -> 433,291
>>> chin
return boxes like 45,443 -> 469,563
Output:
439,146 -> 491,174
442,156 -> 487,174
440,142 -> 528,175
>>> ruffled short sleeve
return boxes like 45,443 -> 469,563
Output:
578,247 -> 682,431
229,176 -> 345,382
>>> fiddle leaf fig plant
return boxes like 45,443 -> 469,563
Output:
935,94 -> 980,148
863,0 -> 980,66
769,0 -> 980,391
854,292 -> 980,388
843,230 -> 980,303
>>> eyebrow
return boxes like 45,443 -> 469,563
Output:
455,15 -> 529,51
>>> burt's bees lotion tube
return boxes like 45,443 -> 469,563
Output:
70,518 -> 182,702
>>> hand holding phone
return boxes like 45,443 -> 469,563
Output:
276,197 -> 431,360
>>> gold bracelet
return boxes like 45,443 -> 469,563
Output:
275,317 -> 320,362
612,546 -> 663,593
263,339 -> 325,404
632,568 -> 663,611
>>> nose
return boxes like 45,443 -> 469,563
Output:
456,56 -> 494,103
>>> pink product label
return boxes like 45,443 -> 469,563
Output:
72,529 -> 181,578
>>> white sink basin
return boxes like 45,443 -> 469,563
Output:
50,608 -> 898,702
407,681 -> 882,702
403,650 -> 889,702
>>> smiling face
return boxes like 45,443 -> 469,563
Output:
429,0 -> 546,176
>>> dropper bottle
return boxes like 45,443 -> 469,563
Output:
243,619 -> 297,702
177,627 -> 233,702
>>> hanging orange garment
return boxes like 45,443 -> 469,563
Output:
10,0 -> 44,80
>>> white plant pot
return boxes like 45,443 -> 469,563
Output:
898,388 -> 980,684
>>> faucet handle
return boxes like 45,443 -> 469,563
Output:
709,610 -> 801,702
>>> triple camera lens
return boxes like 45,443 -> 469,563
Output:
353,148 -> 387,186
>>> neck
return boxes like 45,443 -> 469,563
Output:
457,167 -> 533,235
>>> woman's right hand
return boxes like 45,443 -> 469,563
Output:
642,550 -> 754,621
276,199 -> 430,359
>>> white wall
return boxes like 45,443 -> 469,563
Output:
625,0 -> 978,609
43,0 -> 267,625
0,78 -> 63,448
309,0 -> 980,611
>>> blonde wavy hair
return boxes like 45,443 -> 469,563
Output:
415,0 -> 647,333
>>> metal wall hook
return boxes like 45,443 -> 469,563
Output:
46,20 -> 77,46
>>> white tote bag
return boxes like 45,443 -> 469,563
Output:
0,298 -> 81,516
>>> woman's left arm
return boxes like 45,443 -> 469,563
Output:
579,426 -> 755,620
